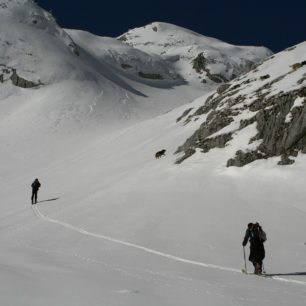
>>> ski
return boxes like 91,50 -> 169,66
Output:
242,271 -> 271,278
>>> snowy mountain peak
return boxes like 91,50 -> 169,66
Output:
0,0 -> 54,23
0,0 -> 78,56
122,21 -> 216,41
119,22 -> 272,85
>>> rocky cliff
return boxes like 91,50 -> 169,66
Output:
175,43 -> 306,166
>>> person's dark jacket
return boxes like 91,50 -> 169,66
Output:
31,180 -> 41,191
243,226 -> 266,264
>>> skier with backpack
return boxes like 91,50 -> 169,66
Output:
31,178 -> 41,204
242,222 -> 267,274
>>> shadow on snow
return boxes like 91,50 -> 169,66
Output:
265,272 -> 306,277
36,197 -> 60,204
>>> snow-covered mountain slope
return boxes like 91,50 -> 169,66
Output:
175,41 -> 306,166
2,1 -> 306,305
2,85 -> 306,305
0,0 -> 203,178
0,0 -> 204,139
0,1 -> 272,138
0,0 -> 273,180
119,22 -> 272,85
66,29 -> 184,85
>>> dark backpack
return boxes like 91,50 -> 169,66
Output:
250,226 -> 267,242
32,181 -> 40,190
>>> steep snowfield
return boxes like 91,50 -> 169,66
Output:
1,1 -> 306,305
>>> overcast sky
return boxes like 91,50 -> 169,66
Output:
36,0 -> 306,52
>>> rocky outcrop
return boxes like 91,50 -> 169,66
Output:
227,150 -> 266,167
217,83 -> 230,94
176,108 -> 193,123
192,53 -> 208,73
175,61 -> 306,166
0,65 -> 43,88
255,89 -> 306,155
175,104 -> 236,161
192,52 -> 228,83
121,63 -> 133,69
138,71 -> 163,80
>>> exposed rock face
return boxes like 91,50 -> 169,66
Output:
176,86 -> 306,166
255,89 -> 306,156
138,71 -> 163,80
227,150 -> 265,167
192,53 -> 208,73
217,83 -> 230,94
0,65 -> 42,88
176,108 -> 193,123
192,52 -> 228,83
175,42 -> 306,166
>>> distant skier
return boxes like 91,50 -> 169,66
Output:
31,178 -> 41,204
242,222 -> 267,274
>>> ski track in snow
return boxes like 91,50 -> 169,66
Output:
32,205 -> 306,286
89,89 -> 104,114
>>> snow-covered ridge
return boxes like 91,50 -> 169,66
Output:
175,41 -> 306,166
66,29 -> 184,84
0,0 -> 83,84
119,22 -> 273,85
0,0 -> 78,55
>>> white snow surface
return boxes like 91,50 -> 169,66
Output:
2,91 -> 306,305
1,1 -> 306,306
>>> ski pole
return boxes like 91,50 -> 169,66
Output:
243,246 -> 247,273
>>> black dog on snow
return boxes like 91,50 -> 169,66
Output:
155,149 -> 166,159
